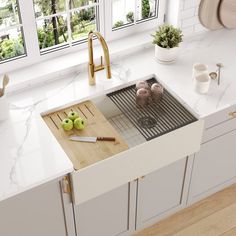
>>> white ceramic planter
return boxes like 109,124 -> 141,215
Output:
0,95 -> 9,122
155,45 -> 179,64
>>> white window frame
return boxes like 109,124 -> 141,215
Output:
0,0 -> 27,64
104,0 -> 166,41
1,0 -> 105,73
1,0 -> 165,74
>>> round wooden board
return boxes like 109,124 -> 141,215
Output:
198,0 -> 223,30
219,0 -> 236,29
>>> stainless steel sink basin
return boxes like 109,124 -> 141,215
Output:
93,77 -> 198,147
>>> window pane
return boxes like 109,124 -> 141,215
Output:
137,0 -> 157,21
0,0 -> 26,62
69,0 -> 97,9
112,0 -> 135,29
0,27 -> 25,61
33,0 -> 100,52
36,14 -> 68,50
0,0 -> 19,27
33,0 -> 66,17
71,7 -> 96,42
112,0 -> 158,30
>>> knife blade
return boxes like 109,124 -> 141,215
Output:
69,136 -> 116,143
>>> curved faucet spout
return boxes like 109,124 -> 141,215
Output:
88,31 -> 111,85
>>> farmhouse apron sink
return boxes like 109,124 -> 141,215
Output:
43,76 -> 204,205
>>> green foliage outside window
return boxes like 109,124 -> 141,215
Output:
35,1 -> 96,50
126,12 -> 134,23
0,37 -> 25,61
113,20 -> 124,28
0,0 -> 96,59
142,0 -> 150,19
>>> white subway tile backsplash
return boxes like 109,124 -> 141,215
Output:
195,6 -> 199,15
179,1 -> 184,11
181,8 -> 195,20
181,16 -> 199,28
182,26 -> 194,35
179,0 -> 206,35
184,0 -> 200,9
194,23 -> 207,32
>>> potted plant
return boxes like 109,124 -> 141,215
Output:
152,24 -> 183,63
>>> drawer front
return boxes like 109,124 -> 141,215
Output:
204,104 -> 236,129
202,118 -> 236,143
71,120 -> 204,205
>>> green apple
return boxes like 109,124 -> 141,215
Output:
61,118 -> 73,131
68,111 -> 79,121
74,117 -> 86,130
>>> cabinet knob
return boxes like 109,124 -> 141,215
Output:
229,112 -> 236,118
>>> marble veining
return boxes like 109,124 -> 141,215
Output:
8,76 -> 77,189
1,29 -> 236,202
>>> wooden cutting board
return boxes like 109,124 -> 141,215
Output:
198,0 -> 223,30
43,101 -> 128,170
219,0 -> 236,28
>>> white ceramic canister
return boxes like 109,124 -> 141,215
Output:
194,72 -> 211,94
0,95 -> 9,121
192,63 -> 208,80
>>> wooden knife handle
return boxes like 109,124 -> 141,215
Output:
97,137 -> 116,141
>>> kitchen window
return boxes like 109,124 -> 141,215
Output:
1,0 -> 165,72
33,0 -> 100,53
0,0 -> 26,62
105,0 -> 164,41
112,0 -> 158,29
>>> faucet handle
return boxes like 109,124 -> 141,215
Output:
95,56 -> 105,72
99,56 -> 104,67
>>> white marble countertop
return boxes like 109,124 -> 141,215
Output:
1,29 -> 236,202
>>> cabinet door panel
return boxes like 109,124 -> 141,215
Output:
0,180 -> 69,236
74,183 -> 131,236
189,130 -> 236,199
136,158 -> 187,228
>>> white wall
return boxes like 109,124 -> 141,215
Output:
167,0 -> 207,36
179,0 -> 206,35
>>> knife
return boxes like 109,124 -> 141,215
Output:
69,136 -> 116,143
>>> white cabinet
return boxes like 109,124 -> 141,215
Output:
71,120 -> 204,205
73,183 -> 136,236
0,178 -> 75,236
189,129 -> 236,203
188,105 -> 236,204
136,158 -> 188,230
74,158 -> 188,235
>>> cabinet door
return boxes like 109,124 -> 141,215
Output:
74,183 -> 135,236
189,130 -> 236,202
0,178 -> 74,236
136,158 -> 187,229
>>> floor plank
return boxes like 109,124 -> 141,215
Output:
173,203 -> 236,236
221,227 -> 236,236
135,184 -> 236,236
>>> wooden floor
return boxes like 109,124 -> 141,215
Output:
135,184 -> 236,236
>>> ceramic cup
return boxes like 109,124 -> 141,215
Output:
192,63 -> 208,80
194,72 -> 211,94
0,95 -> 9,121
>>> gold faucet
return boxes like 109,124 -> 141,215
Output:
88,31 -> 112,85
